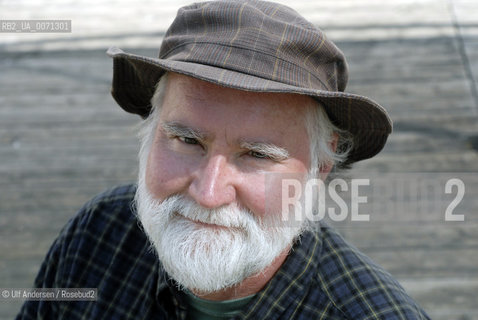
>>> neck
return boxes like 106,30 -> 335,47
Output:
190,246 -> 290,301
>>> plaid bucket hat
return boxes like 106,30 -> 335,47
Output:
107,0 -> 392,165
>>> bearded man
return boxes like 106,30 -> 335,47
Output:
17,1 -> 430,319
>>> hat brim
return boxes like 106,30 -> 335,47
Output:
107,46 -> 392,166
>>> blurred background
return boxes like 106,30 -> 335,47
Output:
1,0 -> 477,319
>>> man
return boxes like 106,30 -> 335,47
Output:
17,1 -> 430,319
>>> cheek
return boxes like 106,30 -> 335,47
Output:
245,174 -> 266,213
259,165 -> 309,220
145,144 -> 192,200
239,173 -> 283,221
261,173 -> 300,219
238,161 -> 309,221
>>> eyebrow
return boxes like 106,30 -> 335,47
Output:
161,122 -> 207,141
161,121 -> 290,161
240,141 -> 290,161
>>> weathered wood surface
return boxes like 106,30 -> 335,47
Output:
1,0 -> 478,319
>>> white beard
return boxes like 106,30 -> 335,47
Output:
134,179 -> 306,294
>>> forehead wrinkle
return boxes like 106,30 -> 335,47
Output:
223,127 -> 233,148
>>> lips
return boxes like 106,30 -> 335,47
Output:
173,211 -> 245,231
173,211 -> 224,227
187,216 -> 227,229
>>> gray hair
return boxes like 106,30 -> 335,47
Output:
138,73 -> 353,172
304,100 -> 353,172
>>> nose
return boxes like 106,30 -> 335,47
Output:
188,154 -> 237,209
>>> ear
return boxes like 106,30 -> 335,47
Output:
318,132 -> 338,180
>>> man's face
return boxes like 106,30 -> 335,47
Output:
137,72 -> 316,293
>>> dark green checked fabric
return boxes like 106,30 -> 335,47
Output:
17,185 -> 430,319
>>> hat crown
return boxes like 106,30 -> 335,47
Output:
159,0 -> 348,92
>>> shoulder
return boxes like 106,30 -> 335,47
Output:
17,184 -> 158,319
54,184 -> 140,255
314,225 -> 430,320
76,183 -> 138,226
25,184 -> 149,290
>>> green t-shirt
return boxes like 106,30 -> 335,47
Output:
183,290 -> 256,320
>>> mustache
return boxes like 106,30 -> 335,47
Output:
152,194 -> 259,230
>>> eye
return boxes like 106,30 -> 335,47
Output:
249,150 -> 270,159
178,136 -> 199,145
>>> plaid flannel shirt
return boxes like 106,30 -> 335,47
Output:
17,184 -> 430,319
